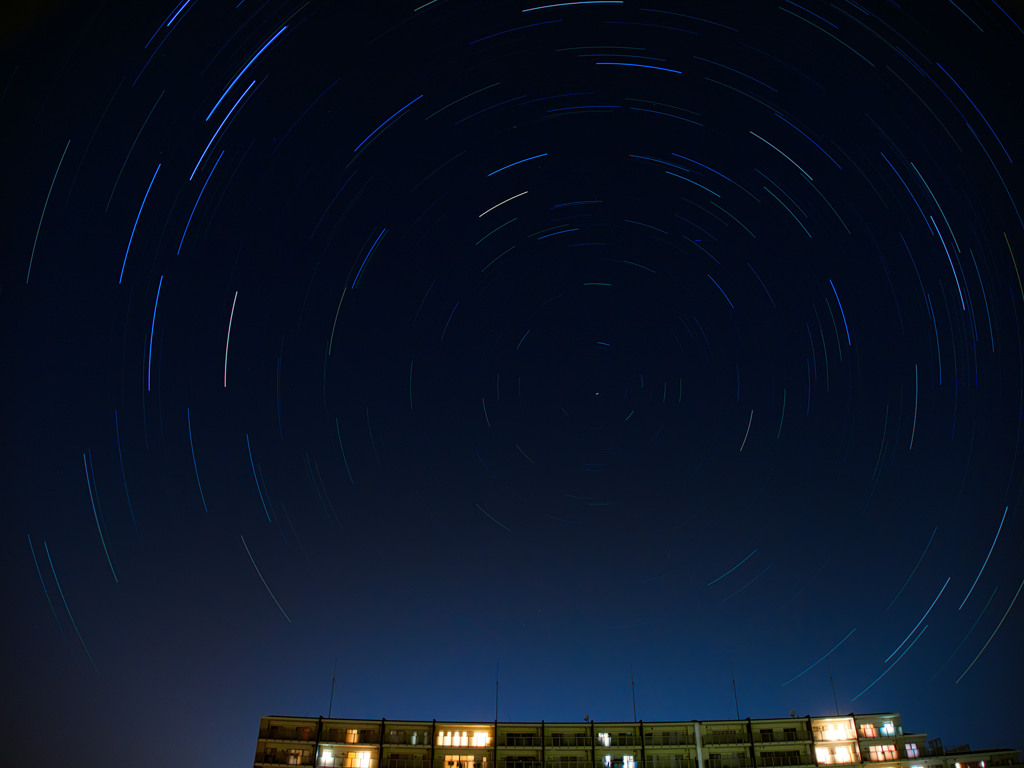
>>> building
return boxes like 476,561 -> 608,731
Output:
252,713 -> 1021,768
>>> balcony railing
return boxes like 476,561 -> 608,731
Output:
756,754 -> 811,767
647,734 -> 697,746
256,755 -> 314,766
383,759 -> 426,768
263,728 -> 319,742
702,733 -> 750,746
548,737 -> 592,748
504,737 -> 544,748
753,733 -> 810,744
705,758 -> 753,768
649,758 -> 697,768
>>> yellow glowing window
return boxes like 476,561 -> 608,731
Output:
344,751 -> 371,768
862,724 -> 877,738
815,748 -> 831,765
472,732 -> 491,747
347,730 -> 359,744
835,747 -> 852,764
819,720 -> 855,741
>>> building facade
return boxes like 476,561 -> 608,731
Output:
252,713 -> 1021,768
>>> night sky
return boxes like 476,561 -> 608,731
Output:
3,0 -> 1024,764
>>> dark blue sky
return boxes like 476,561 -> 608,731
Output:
2,1 -> 1023,765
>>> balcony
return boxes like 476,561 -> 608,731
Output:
753,733 -> 810,745
383,759 -> 426,768
648,733 -> 697,747
705,758 -> 753,768
503,737 -> 543,748
756,754 -> 811,767
650,757 -> 698,768
702,733 -> 750,746
257,752 -> 314,766
549,737 -> 592,748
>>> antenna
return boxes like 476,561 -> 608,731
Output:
730,661 -> 740,720
495,661 -> 500,722
328,659 -> 337,718
828,659 -> 839,716
630,663 -> 637,723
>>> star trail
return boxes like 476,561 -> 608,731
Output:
2,1 -> 1023,766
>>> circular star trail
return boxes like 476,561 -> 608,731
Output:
2,2 -> 1022,765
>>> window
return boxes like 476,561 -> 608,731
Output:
598,734 -> 611,748
348,731 -> 360,744
905,745 -> 919,759
814,720 -> 855,742
834,747 -> 853,764
783,729 -> 798,742
881,723 -> 895,738
815,748 -> 831,765
344,752 -> 371,768
288,749 -> 311,766
624,756 -> 636,768
861,725 -> 878,739
438,732 -> 471,747
473,732 -> 491,747
868,745 -> 897,762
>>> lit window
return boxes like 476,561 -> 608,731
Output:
344,752 -> 371,768
862,724 -> 878,738
881,723 -> 895,737
816,748 -> 832,764
604,756 -> 612,767
869,745 -> 897,762
817,720 -> 855,741
906,744 -> 920,759
599,734 -> 611,748
472,732 -> 491,747
835,747 -> 852,764
348,730 -> 359,744
624,756 -> 635,768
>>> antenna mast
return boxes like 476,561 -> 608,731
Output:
828,659 -> 839,716
731,661 -> 740,720
495,661 -> 500,722
630,663 -> 637,723
328,659 -> 337,718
